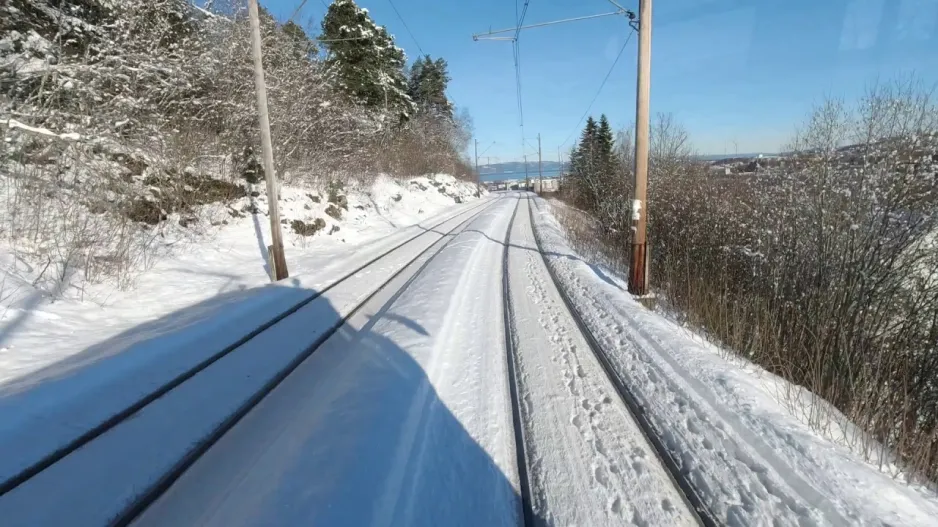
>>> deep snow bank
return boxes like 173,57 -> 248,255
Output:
0,174 -> 484,385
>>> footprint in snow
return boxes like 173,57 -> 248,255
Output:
594,464 -> 610,487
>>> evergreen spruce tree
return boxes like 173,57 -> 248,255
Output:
407,55 -> 453,118
320,0 -> 414,119
569,116 -> 604,210
572,116 -> 598,179
596,114 -> 619,177
407,56 -> 426,104
281,20 -> 317,61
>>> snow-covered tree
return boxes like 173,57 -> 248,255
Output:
320,0 -> 414,121
0,0 -> 476,295
408,55 -> 453,118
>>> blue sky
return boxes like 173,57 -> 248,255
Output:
262,0 -> 938,160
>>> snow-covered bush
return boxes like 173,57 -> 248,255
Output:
1,0 -> 472,295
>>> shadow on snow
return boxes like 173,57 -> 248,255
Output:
0,278 -> 538,526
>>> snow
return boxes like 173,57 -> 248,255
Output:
0,197 -> 499,526
0,174 -> 485,491
130,195 -> 522,526
506,197 -> 696,525
2,187 -> 934,525
0,173 -> 482,385
530,196 -> 938,526
4,119 -> 81,142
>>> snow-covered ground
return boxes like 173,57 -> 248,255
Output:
131,195 -> 522,527
0,193 -> 500,526
2,188 -> 936,526
0,173 -> 487,489
531,196 -> 938,526
506,197 -> 696,525
0,173 -> 482,386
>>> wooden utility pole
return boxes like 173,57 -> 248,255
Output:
558,148 -> 564,190
474,139 -> 480,182
629,0 -> 651,295
248,0 -> 288,280
523,154 -> 529,190
537,133 -> 542,194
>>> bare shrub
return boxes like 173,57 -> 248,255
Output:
556,79 -> 938,484
372,112 -> 474,180
1,0 -> 473,297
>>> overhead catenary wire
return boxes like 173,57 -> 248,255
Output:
474,2 -> 636,164
514,0 -> 531,178
479,141 -> 498,156
513,0 -> 529,124
379,0 -> 465,112
516,0 -> 531,40
286,0 -> 311,25
312,1 -> 425,57
386,0 -> 426,56
287,0 -> 461,121
473,9 -> 627,40
559,27 -> 635,149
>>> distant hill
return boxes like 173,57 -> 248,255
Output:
479,161 -> 562,175
483,156 -> 786,172
695,152 -> 779,162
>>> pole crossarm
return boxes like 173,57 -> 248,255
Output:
472,10 -> 631,41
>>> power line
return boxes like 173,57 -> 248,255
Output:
515,0 -> 530,123
317,36 -> 374,42
385,0 -> 426,56
560,28 -> 635,149
512,43 -> 524,126
513,0 -> 531,172
286,0 -> 311,24
473,9 -> 626,40
516,0 -> 531,39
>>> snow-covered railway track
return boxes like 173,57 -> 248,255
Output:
128,193 -> 525,527
499,198 -> 533,525
0,197 -> 501,527
501,194 -> 704,525
523,195 -> 716,526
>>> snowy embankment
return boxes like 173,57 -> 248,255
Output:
0,173 -> 481,385
530,197 -> 938,526
0,194 -> 499,527
0,173 -> 485,513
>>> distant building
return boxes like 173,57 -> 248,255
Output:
533,178 -> 560,193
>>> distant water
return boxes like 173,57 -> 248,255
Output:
696,152 -> 778,161
480,168 -> 563,182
